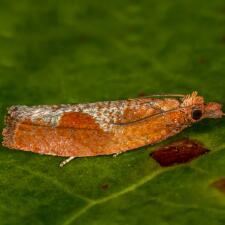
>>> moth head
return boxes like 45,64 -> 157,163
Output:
181,91 -> 224,122
203,102 -> 224,119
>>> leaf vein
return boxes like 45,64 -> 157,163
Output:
62,167 -> 170,225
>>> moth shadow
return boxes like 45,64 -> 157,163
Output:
188,117 -> 225,134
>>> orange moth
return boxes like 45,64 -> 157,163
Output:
2,91 -> 224,167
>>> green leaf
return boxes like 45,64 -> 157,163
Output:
0,0 -> 225,225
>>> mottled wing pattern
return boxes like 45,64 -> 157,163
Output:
6,97 -> 181,131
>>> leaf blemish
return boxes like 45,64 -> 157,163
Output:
101,183 -> 109,190
211,178 -> 225,193
138,92 -> 147,97
150,138 -> 209,167
221,35 -> 225,44
197,57 -> 208,65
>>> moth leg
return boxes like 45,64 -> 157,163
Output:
113,152 -> 121,158
60,156 -> 75,167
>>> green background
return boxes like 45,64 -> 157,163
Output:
0,0 -> 225,224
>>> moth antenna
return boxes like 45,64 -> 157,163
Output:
128,94 -> 185,102
136,94 -> 185,99
144,94 -> 185,97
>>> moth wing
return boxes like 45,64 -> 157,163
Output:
4,97 -> 181,130
2,99 -> 182,157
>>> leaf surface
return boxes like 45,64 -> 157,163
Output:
0,0 -> 225,224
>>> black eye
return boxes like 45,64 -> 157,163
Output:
192,109 -> 202,120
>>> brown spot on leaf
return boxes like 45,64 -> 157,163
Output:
221,35 -> 225,44
101,183 -> 109,190
138,92 -> 147,97
211,178 -> 225,193
79,34 -> 90,43
197,57 -> 208,65
150,138 -> 209,167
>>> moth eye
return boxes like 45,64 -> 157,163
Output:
192,109 -> 202,120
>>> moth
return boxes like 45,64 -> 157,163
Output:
2,91 -> 224,167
